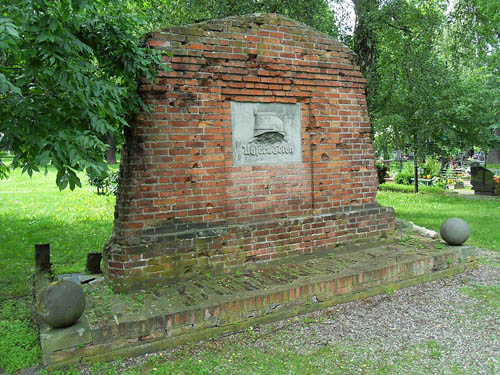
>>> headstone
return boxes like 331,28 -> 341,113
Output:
487,129 -> 500,164
489,149 -> 500,164
103,14 -> 395,291
470,165 -> 495,195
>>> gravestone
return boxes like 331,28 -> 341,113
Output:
470,165 -> 495,195
488,129 -> 500,164
103,13 -> 395,291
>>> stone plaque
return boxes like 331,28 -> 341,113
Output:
231,102 -> 302,166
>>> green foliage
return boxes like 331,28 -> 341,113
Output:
422,158 -> 441,177
433,176 -> 448,189
379,183 -> 443,194
374,1 -> 474,156
87,169 -> 119,195
351,0 -> 379,115
0,0 -> 164,190
394,171 -> 412,185
448,0 -> 500,74
447,0 -> 500,153
394,162 -> 415,185
357,0 -> 499,173
133,0 -> 338,37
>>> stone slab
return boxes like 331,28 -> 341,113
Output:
57,273 -> 101,285
231,102 -> 302,166
40,315 -> 92,363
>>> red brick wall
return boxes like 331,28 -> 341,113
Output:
103,14 -> 394,291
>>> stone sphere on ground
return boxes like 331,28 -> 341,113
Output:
440,218 -> 470,246
36,280 -> 86,328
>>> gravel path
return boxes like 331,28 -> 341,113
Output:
252,249 -> 500,374
77,249 -> 500,375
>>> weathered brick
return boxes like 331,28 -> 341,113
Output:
103,13 -> 394,291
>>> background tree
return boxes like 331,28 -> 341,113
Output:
1,0 -> 337,189
132,0 -> 338,36
446,0 -> 500,162
346,0 -> 499,192
352,0 -> 380,116
368,0 -> 496,192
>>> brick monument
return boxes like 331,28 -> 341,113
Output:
103,13 -> 395,291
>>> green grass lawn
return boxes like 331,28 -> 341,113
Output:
0,166 -> 115,373
377,184 -> 500,251
0,169 -> 499,373
0,167 -> 115,300
43,339 -> 486,375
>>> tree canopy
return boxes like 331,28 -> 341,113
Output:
0,0 -> 163,189
350,0 -> 499,191
131,0 -> 338,36
1,0 -> 499,190
0,0 -> 338,189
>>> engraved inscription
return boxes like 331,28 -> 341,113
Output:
242,144 -> 295,156
231,102 -> 302,165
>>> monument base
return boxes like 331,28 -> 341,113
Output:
104,204 -> 394,292
473,190 -> 496,196
36,236 -> 476,370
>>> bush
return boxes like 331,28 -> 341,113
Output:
379,183 -> 443,194
87,169 -> 119,195
393,162 -> 415,185
434,176 -> 448,189
422,157 -> 441,177
375,161 -> 388,184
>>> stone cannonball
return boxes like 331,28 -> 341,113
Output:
440,218 -> 470,246
36,280 -> 86,328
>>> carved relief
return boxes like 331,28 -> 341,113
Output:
253,110 -> 285,138
231,102 -> 302,165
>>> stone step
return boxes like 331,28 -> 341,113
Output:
36,239 -> 477,369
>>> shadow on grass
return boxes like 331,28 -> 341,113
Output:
0,214 -> 113,301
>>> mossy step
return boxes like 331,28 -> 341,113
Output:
83,240 -> 465,326
36,238 -> 477,370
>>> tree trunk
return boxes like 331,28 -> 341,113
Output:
413,156 -> 419,193
353,0 -> 380,116
105,132 -> 117,164
353,0 -> 379,74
